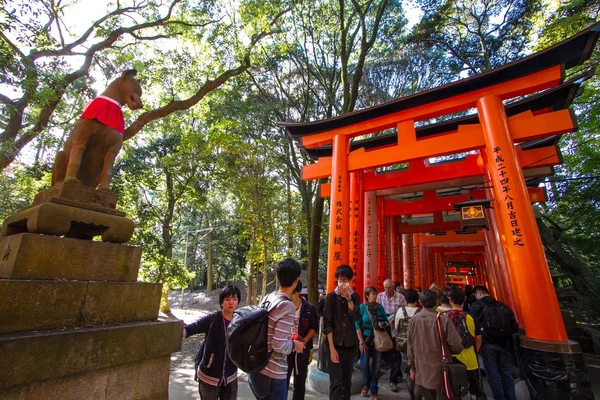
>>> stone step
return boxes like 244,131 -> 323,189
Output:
0,318 -> 183,391
0,355 -> 171,400
0,233 -> 141,281
0,280 -> 162,335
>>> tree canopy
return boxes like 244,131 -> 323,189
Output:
2,0 -> 600,311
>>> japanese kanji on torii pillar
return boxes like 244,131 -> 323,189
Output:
279,22 -> 600,399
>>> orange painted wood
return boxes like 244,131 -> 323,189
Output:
349,171 -> 364,301
413,234 -> 422,289
306,110 -> 569,183
301,66 -> 563,148
326,134 -> 350,293
377,197 -> 387,293
390,217 -> 400,283
479,94 -> 568,342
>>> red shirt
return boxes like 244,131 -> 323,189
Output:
80,96 -> 125,134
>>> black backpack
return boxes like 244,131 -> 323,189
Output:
481,301 -> 512,340
226,294 -> 288,374
446,310 -> 475,348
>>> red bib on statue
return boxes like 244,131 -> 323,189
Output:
80,96 -> 125,134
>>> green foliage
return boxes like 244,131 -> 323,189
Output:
411,0 -> 542,74
0,164 -> 51,219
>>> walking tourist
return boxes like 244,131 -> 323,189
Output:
323,264 -> 361,400
248,258 -> 305,400
394,288 -> 421,400
407,289 -> 463,400
446,286 -> 487,400
470,285 -> 519,400
356,286 -> 389,400
376,278 -> 406,391
183,285 -> 242,400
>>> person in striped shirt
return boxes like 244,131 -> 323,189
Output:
249,258 -> 305,400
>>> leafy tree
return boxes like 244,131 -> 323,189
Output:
0,0 -> 293,169
247,0 -> 410,305
113,112 -> 212,312
534,3 -> 600,302
410,0 -> 541,74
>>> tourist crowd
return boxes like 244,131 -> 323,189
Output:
183,259 -> 519,400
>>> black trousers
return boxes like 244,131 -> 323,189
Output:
467,368 -> 487,399
328,346 -> 358,400
286,352 -> 309,400
198,378 -> 238,400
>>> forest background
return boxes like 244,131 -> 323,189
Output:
1,0 -> 599,313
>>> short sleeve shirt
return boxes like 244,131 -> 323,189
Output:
455,314 -> 480,370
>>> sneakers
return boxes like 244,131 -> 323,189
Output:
361,386 -> 369,397
390,382 -> 398,392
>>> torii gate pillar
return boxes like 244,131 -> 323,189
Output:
327,134 -> 350,293
479,94 -> 566,342
479,94 -> 591,398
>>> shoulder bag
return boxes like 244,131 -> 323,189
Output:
436,313 -> 469,399
367,306 -> 393,352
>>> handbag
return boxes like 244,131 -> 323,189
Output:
367,306 -> 393,352
436,313 -> 469,399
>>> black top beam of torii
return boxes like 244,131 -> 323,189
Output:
277,22 -> 600,148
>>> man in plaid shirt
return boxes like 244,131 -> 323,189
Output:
376,279 -> 407,392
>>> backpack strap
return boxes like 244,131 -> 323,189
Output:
262,292 -> 290,312
402,306 -> 408,319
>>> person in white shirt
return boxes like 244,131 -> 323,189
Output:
376,279 -> 407,392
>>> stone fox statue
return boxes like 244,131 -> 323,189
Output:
52,69 -> 143,190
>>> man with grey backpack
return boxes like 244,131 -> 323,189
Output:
394,289 -> 421,399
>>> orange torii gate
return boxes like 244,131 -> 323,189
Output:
279,23 -> 600,399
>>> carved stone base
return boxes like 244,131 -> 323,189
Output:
0,201 -> 134,243
33,180 -> 120,212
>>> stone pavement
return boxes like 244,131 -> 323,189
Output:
170,354 -> 600,399
170,362 -> 414,400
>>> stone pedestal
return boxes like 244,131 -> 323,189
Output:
0,233 -> 183,399
1,181 -> 134,243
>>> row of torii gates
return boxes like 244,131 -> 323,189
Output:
280,23 -> 600,399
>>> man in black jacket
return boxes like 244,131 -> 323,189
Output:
470,285 -> 519,400
323,264 -> 361,400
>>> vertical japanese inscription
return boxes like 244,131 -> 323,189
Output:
493,147 -> 524,247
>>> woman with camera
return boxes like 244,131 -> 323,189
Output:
355,286 -> 391,400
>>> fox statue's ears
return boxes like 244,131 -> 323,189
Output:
121,69 -> 138,78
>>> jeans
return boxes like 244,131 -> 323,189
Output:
479,344 -> 516,400
328,346 -> 358,400
360,345 -> 383,396
249,371 -> 288,400
286,352 -> 309,400
386,348 -> 403,383
198,379 -> 238,400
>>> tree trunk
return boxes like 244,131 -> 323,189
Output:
247,261 -> 255,306
205,212 -> 214,291
159,170 -> 176,313
160,283 -> 170,314
536,216 -> 599,298
307,179 -> 326,306
262,242 -> 268,298
286,146 -> 294,257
